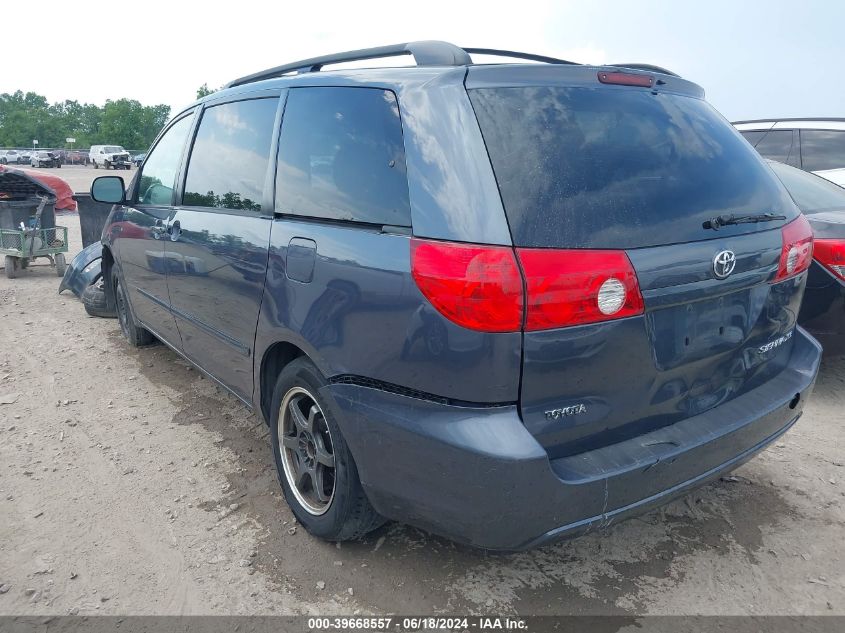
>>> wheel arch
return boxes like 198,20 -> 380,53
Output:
258,341 -> 307,424
101,245 -> 116,309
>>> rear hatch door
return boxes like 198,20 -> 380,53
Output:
467,66 -> 807,458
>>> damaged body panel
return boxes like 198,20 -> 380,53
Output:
59,241 -> 102,297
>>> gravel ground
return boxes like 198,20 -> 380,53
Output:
13,164 -> 137,195
0,214 -> 843,616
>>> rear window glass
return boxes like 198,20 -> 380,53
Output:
275,87 -> 410,226
769,160 -> 845,214
469,87 -> 797,248
800,130 -> 845,172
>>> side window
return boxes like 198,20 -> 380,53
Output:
137,115 -> 193,206
753,130 -> 798,166
275,87 -> 411,226
800,130 -> 845,172
183,98 -> 278,213
740,131 -> 766,146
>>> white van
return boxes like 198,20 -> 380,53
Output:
734,119 -> 845,187
89,145 -> 132,170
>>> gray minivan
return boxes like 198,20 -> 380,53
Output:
86,41 -> 821,550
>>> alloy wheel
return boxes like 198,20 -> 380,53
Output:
278,387 -> 336,515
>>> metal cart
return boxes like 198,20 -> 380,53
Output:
1,196 -> 68,279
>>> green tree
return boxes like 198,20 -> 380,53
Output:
196,83 -> 218,99
0,91 -> 170,150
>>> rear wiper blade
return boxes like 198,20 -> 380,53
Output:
703,212 -> 786,230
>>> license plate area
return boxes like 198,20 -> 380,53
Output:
646,284 -> 774,371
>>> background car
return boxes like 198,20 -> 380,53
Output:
89,145 -> 132,170
16,149 -> 34,164
30,151 -> 61,168
132,152 -> 146,167
736,119 -> 845,187
768,159 -> 845,345
67,150 -> 89,165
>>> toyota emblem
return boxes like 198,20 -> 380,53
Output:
713,250 -> 737,279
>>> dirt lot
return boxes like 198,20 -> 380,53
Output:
18,164 -> 137,195
0,213 -> 843,617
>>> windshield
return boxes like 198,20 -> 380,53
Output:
469,86 -> 798,248
105,146 -> 124,153
768,160 -> 845,214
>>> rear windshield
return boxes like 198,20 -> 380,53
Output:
768,160 -> 845,214
469,87 -> 798,248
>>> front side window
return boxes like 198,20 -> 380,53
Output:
801,130 -> 845,172
275,87 -> 410,226
137,114 -> 193,206
182,98 -> 279,213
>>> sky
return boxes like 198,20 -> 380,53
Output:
2,0 -> 843,123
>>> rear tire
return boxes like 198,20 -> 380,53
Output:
269,357 -> 384,541
82,279 -> 116,318
112,266 -> 155,346
54,253 -> 66,277
4,256 -> 18,279
93,161 -> 99,169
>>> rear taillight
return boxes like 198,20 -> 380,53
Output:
813,239 -> 845,280
410,239 -> 523,332
775,215 -> 814,282
517,249 -> 644,330
410,239 -> 644,332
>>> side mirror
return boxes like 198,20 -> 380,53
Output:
91,176 -> 125,204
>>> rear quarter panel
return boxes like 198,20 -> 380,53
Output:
253,220 -> 522,410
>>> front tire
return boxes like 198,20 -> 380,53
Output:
93,161 -> 99,169
112,266 -> 155,346
269,358 -> 384,541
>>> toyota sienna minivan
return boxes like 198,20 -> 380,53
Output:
86,41 -> 822,550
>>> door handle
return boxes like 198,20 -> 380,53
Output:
168,220 -> 181,241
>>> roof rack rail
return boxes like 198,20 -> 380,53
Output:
609,63 -> 679,77
225,40 -> 472,88
732,117 -> 845,125
223,42 -> 675,90
462,47 -> 579,66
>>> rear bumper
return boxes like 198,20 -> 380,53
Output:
326,327 -> 821,551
